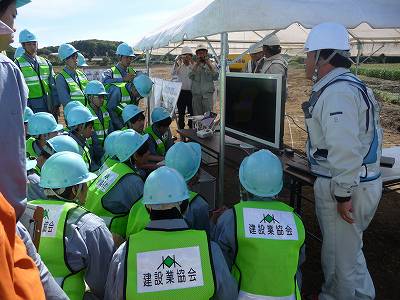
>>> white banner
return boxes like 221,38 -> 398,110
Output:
148,77 -> 182,122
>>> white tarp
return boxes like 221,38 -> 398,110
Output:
135,0 -> 400,56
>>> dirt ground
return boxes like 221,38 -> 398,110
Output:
150,65 -> 400,299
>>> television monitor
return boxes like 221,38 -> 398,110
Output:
225,72 -> 284,150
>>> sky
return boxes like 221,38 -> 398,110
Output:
13,0 -> 195,48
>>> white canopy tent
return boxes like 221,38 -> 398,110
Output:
134,0 -> 400,206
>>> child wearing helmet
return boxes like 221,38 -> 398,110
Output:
126,142 -> 211,236
29,151 -> 114,299
97,130 -> 122,175
102,42 -> 136,86
66,105 -> 100,171
55,43 -> 88,107
26,112 -> 63,158
144,106 -> 174,163
213,149 -> 305,299
122,104 -> 146,134
106,73 -> 153,130
15,29 -> 59,116
85,129 -> 150,244
105,166 -> 237,300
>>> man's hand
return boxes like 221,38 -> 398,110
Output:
337,199 -> 354,224
123,72 -> 135,82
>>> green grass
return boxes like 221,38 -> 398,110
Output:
374,89 -> 400,105
351,64 -> 400,81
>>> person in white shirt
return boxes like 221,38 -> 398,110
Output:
171,46 -> 194,129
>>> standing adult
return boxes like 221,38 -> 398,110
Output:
15,29 -> 59,117
55,44 -> 88,107
172,46 -> 194,128
260,34 -> 288,76
243,45 -> 265,73
303,22 -> 383,300
189,44 -> 218,115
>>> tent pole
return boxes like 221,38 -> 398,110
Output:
218,32 -> 228,208
355,42 -> 362,75
204,36 -> 221,65
146,49 -> 151,122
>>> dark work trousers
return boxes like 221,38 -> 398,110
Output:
177,90 -> 193,129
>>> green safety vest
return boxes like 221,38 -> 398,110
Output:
110,65 -> 136,80
126,228 -> 215,299
144,125 -> 167,156
109,82 -> 137,115
57,69 -> 88,105
16,55 -> 50,99
233,200 -> 305,299
87,105 -> 111,143
29,199 -> 86,300
126,191 -> 198,237
96,156 -> 118,176
26,137 -> 39,158
85,162 -> 140,237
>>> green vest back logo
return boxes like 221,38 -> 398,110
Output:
38,204 -> 64,238
95,170 -> 119,192
243,208 -> 298,241
137,246 -> 204,293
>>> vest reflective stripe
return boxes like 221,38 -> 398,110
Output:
96,157 -> 118,176
16,56 -> 50,99
85,162 -> 138,237
111,65 -> 136,79
144,125 -> 167,156
26,137 -> 38,158
126,229 -> 215,299
233,201 -> 304,298
88,106 -> 110,143
29,200 -> 86,300
58,69 -> 88,105
126,191 -> 198,237
304,74 -> 381,182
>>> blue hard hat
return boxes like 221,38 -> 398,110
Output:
116,43 -> 135,57
104,130 -> 122,157
39,151 -> 97,188
85,80 -> 108,96
77,52 -> 88,67
47,135 -> 80,154
58,43 -> 79,61
16,0 -> 31,8
26,157 -> 37,171
19,29 -> 37,43
114,129 -> 149,162
239,149 -> 283,197
142,166 -> 189,205
151,106 -> 170,123
122,104 -> 144,124
63,101 -> 84,120
14,46 -> 25,59
165,142 -> 201,181
23,106 -> 34,123
66,106 -> 98,127
28,112 -> 63,136
133,74 -> 153,97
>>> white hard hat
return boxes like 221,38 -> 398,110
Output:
263,34 -> 280,46
249,46 -> 263,54
304,22 -> 350,52
195,44 -> 208,52
181,46 -> 193,55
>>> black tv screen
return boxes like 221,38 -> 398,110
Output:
225,73 -> 284,149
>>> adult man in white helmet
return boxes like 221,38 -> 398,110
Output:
243,45 -> 264,73
172,46 -> 194,129
189,44 -> 218,115
260,34 -> 287,75
303,22 -> 382,300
